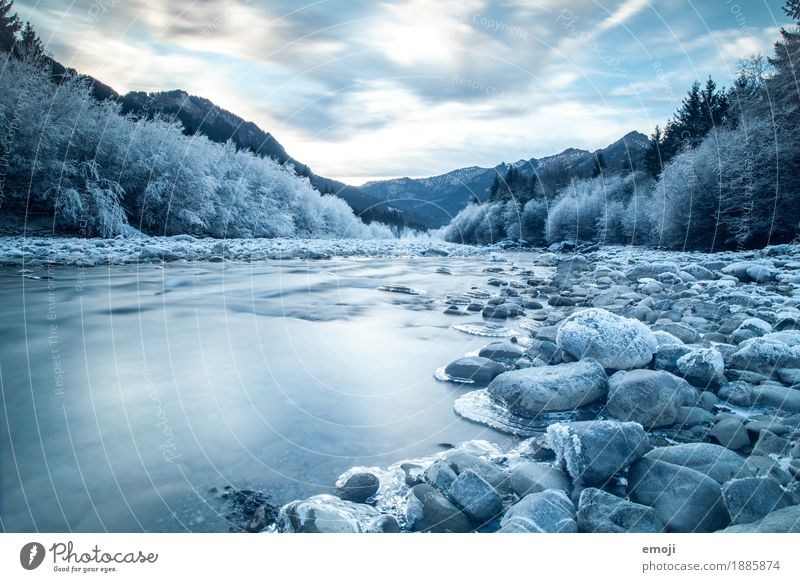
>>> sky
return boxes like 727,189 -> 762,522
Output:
13,0 -> 792,184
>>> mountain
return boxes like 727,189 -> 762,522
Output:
361,131 -> 650,228
116,90 -> 424,229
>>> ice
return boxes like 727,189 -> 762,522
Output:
452,322 -> 518,338
376,284 -> 425,295
453,389 -> 596,437
433,366 -> 475,384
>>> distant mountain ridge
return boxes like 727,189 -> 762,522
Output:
42,52 -> 648,231
361,131 -> 650,227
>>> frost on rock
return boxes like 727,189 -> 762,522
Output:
275,494 -> 382,533
546,420 -> 650,486
556,308 -> 657,369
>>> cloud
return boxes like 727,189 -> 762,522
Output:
10,0 -> 795,182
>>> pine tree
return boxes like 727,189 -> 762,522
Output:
0,0 -> 20,53
591,152 -> 606,178
644,125 -> 664,177
19,21 -> 44,61
785,0 -> 800,20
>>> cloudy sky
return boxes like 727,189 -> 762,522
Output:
14,0 -> 789,184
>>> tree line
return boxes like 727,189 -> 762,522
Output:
447,1 -> 800,251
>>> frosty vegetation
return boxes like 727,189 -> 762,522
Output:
0,51 -> 391,239
446,5 -> 800,251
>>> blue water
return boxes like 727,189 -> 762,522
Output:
0,254 -> 531,532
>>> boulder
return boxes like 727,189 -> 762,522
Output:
652,322 -> 700,344
546,420 -> 650,486
628,458 -> 730,532
676,348 -> 725,388
336,472 -> 380,503
643,443 -> 755,484
423,460 -> 457,492
403,484 -> 473,533
509,462 -> 571,497
751,384 -> 800,413
443,356 -> 506,384
498,490 -> 577,533
718,381 -> 754,407
487,359 -> 608,417
605,369 -> 685,428
719,505 -> 800,532
443,451 -> 510,493
478,341 -> 524,362
277,495 -> 382,533
576,488 -> 664,533
708,417 -> 750,451
446,470 -> 503,523
556,308 -> 657,369
729,337 -> 800,375
721,477 -> 795,525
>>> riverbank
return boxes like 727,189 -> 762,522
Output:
265,243 -> 800,533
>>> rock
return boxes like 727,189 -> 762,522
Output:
498,490 -> 577,533
653,330 -> 684,346
478,341 -> 524,362
443,451 -> 510,493
605,369 -> 685,428
446,470 -> 503,523
744,456 -> 794,486
546,420 -> 650,486
576,488 -> 664,533
750,430 -> 792,457
556,308 -> 657,369
719,505 -> 800,532
278,495 -> 382,533
482,303 -> 524,319
444,356 -> 506,384
718,381 -> 754,407
676,348 -> 725,389
708,418 -> 750,451
653,344 -> 693,375
746,264 -> 777,283
403,484 -> 473,533
424,460 -> 458,492
336,472 -> 380,503
624,263 -> 679,281
777,368 -> 800,385
721,477 -> 795,525
683,263 -> 715,280
674,406 -> 715,428
487,358 -> 608,417
643,443 -> 755,484
509,462 -> 571,497
751,384 -> 800,413
628,458 -> 730,532
652,322 -> 700,344
729,337 -> 800,375
551,256 -> 589,287
733,318 -> 773,341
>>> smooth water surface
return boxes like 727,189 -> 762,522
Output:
0,254 -> 535,531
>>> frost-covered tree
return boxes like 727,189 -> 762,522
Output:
0,0 -> 20,53
0,56 -> 391,239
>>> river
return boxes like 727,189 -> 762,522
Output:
0,253 -> 538,532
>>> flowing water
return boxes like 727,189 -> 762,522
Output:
0,253 -> 540,532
